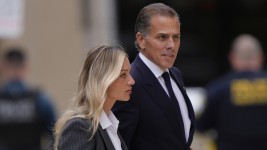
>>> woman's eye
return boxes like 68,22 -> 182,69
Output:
120,73 -> 126,78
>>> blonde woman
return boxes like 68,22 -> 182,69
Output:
54,45 -> 134,150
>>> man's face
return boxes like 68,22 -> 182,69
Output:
137,15 -> 181,70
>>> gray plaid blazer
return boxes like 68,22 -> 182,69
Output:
58,117 -> 128,150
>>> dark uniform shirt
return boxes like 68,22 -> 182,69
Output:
0,80 -> 56,150
197,71 -> 267,150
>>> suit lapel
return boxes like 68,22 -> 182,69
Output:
133,56 -> 172,111
169,69 -> 196,146
132,55 -> 186,144
169,69 -> 195,120
118,131 -> 128,150
98,125 -> 115,150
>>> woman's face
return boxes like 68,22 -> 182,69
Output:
107,57 -> 135,102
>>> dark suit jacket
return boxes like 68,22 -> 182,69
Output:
113,55 -> 195,150
58,117 -> 128,150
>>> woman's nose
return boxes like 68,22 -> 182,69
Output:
128,75 -> 135,85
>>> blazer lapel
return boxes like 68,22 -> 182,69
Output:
98,126 -> 115,150
133,56 -> 186,144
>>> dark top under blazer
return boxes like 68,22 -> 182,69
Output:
113,55 -> 195,150
58,117 -> 128,150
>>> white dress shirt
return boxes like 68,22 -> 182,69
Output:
139,52 -> 191,141
100,111 -> 122,150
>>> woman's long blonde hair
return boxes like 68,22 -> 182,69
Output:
54,45 -> 127,148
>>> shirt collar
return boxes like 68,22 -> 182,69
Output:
99,111 -> 119,130
0,80 -> 28,95
139,52 -> 168,78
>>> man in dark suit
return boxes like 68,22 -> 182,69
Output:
113,3 -> 195,150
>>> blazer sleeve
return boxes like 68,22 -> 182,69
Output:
58,118 -> 96,150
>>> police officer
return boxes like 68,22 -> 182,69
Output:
197,34 -> 267,150
0,47 -> 56,150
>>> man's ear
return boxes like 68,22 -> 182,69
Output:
136,32 -> 145,50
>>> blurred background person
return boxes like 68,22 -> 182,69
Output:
196,34 -> 267,150
0,47 -> 56,150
